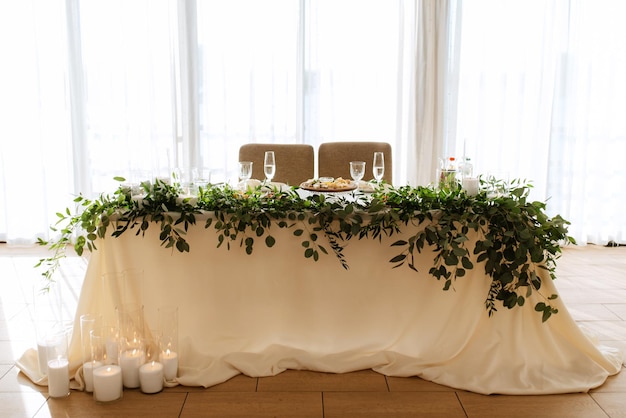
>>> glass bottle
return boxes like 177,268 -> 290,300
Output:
439,157 -> 457,189
459,157 -> 473,178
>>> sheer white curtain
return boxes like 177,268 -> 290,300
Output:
0,0 -> 72,244
6,0 -> 624,246
547,0 -> 626,244
0,0 -> 419,243
76,0 -> 178,194
412,0 -> 461,186
195,0 -> 300,183
196,0 -> 415,184
0,0 -> 180,243
453,0 -> 626,244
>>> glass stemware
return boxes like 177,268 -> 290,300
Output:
192,167 -> 211,194
238,161 -> 253,184
349,161 -> 366,186
264,151 -> 276,182
192,167 -> 211,185
373,152 -> 385,182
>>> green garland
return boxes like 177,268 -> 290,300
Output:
36,177 -> 574,322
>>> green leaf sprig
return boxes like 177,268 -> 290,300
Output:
37,177 -> 573,321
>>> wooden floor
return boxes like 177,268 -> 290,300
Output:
0,243 -> 624,417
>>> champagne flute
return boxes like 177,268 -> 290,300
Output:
349,161 -> 366,188
264,151 -> 276,182
373,152 -> 385,183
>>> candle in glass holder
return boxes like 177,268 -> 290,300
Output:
93,365 -> 123,403
45,331 -> 69,398
462,177 -> 480,196
139,361 -> 164,394
47,358 -> 70,398
37,341 -> 49,376
119,348 -> 145,388
158,306 -> 178,381
160,349 -> 178,381
83,360 -> 103,392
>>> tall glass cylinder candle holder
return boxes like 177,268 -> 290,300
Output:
33,280 -> 63,376
158,306 -> 178,382
80,314 -> 99,392
82,356 -> 99,393
102,268 -> 143,327
119,337 -> 145,389
88,327 -> 105,394
91,326 -> 122,403
92,325 -> 120,365
116,303 -> 145,342
80,314 -> 100,388
46,331 -> 70,398
144,330 -> 162,363
81,314 -> 100,362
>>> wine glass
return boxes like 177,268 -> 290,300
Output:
349,161 -> 366,187
373,152 -> 385,183
192,167 -> 211,193
238,161 -> 253,185
264,151 -> 276,182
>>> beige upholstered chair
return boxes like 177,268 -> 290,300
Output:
238,143 -> 315,186
318,141 -> 393,184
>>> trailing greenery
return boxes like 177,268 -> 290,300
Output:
37,177 -> 574,321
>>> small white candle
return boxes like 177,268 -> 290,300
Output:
139,361 -> 164,394
462,177 -> 480,196
119,349 -> 145,388
83,360 -> 103,392
93,365 -> 123,403
47,358 -> 69,398
160,349 -> 178,381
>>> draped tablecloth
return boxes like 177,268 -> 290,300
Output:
18,213 -> 623,394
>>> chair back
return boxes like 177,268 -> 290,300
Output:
318,141 -> 393,184
238,143 -> 315,186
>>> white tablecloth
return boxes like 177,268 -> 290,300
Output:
18,213 -> 623,394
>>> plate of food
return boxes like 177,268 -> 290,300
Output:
357,181 -> 377,193
299,177 -> 357,192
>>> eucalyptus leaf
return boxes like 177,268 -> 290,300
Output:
36,175 -> 571,322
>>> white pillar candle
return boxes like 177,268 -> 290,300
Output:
160,350 -> 178,381
139,361 -> 164,394
119,349 -> 145,388
93,365 -> 123,403
462,177 -> 480,196
83,360 -> 103,392
47,358 -> 70,398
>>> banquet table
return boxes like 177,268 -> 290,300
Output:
19,208 -> 623,395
